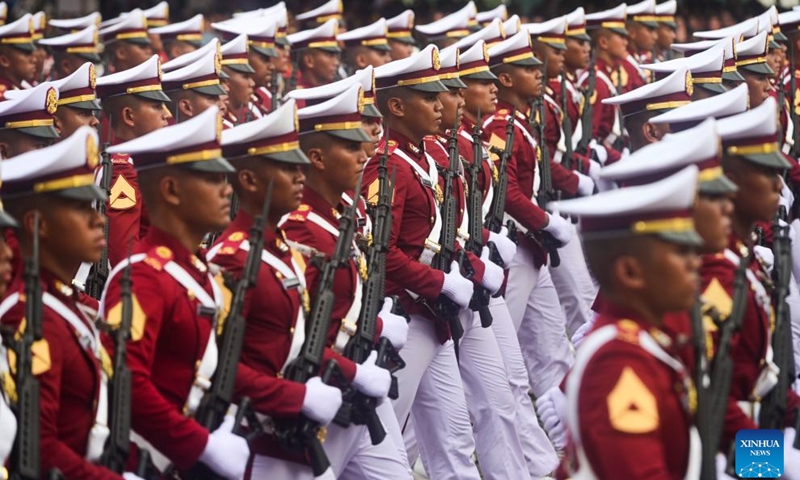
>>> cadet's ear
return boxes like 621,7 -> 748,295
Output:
386,96 -> 405,118
159,174 -> 181,206
236,169 -> 258,193
178,98 -> 193,118
120,105 -> 136,128
613,254 -> 646,291
496,70 -> 513,89
305,147 -> 325,171
642,122 -> 661,144
0,51 -> 10,69
23,209 -> 45,239
0,140 -> 10,159
300,51 -> 314,70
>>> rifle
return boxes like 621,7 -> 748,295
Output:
99,248 -> 134,473
6,213 -> 43,480
276,175 -> 362,477
87,117 -> 113,299
269,68 -> 280,113
486,108 -> 518,270
690,297 -> 714,480
431,116 -> 473,360
560,72 -> 575,172
464,112 -> 493,328
702,250 -> 751,478
758,207 -> 795,432
791,48 -> 799,159
534,71 -> 563,268
612,62 -> 627,151
576,47 -> 597,154
343,137 -> 405,445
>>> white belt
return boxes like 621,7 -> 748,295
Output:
0,343 -> 16,467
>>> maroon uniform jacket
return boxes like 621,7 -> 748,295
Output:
1,270 -> 120,479
106,152 -> 148,268
577,58 -> 623,150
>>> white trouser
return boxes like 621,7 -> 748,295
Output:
249,406 -> 411,480
505,247 -> 575,397
458,307 -> 531,480
547,224 -> 598,338
787,274 -> 800,397
393,316 -> 481,480
489,295 -> 560,477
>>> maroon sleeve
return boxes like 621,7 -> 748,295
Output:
551,160 -> 579,196
107,161 -> 143,268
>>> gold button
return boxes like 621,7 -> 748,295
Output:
289,327 -> 295,334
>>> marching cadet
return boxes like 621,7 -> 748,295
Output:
287,20 -> 341,90
734,31 -> 774,109
219,34 -> 258,126
414,6 -> 473,49
0,14 -> 38,99
641,45 -> 728,100
148,14 -> 203,61
0,207 -> 14,480
364,44 -> 484,480
602,67 -> 692,152
561,8 -> 599,162
99,10 -> 154,75
51,62 -> 101,138
621,0 -> 659,93
581,4 -> 630,158
337,18 -> 393,75
95,54 -> 170,267
482,31 -> 575,398
280,85 -> 412,479
654,0 -> 678,61
0,127 -> 138,479
556,166 -> 704,480
385,10 -> 416,61
101,107 -> 250,479
212,17 -> 280,115
0,82 -> 59,158
38,25 -> 101,80
29,11 -> 47,86
161,47 -> 227,123
294,0 -> 343,31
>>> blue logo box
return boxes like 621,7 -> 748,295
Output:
735,429 -> 784,478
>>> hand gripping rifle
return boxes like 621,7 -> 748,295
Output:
432,117 -> 473,360
534,88 -> 562,268
759,207 -> 795,433
343,137 -> 405,445
701,250 -> 751,478
187,182 -> 273,479
276,174 -> 362,477
485,108 -> 518,271
576,47 -> 597,154
87,118 -> 114,299
5,214 -> 43,480
465,113 -> 493,328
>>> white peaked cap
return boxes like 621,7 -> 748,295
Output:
487,30 -> 540,67
49,12 -> 101,30
454,18 -> 505,50
337,18 -> 389,50
553,166 -> 702,245
524,16 -> 568,50
716,97 -> 791,169
602,67 -> 691,117
386,9 -> 415,42
286,65 -> 382,116
163,38 -> 220,73
142,1 -> 169,25
503,15 -> 522,36
0,81 -> 59,138
477,5 -> 507,25
416,5 -> 473,38
655,0 -> 677,15
96,55 -> 167,102
51,62 -> 100,109
160,48 -> 226,96
99,9 -> 148,43
296,84 -> 372,142
694,17 -> 758,40
374,44 -> 448,92
295,0 -> 342,23
643,43 -> 724,75
221,99 -> 309,164
149,13 -> 203,37
287,19 -> 340,51
650,83 -> 749,129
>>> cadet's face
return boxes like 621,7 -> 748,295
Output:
657,25 -> 676,50
54,106 -> 100,140
389,40 -> 414,61
0,130 -> 52,159
178,91 -> 220,121
43,198 -> 106,264
463,79 -> 498,118
630,24 -> 657,52
319,136 -> 367,193
178,171 -> 232,233
223,68 -> 255,109
509,64 -> 543,101
361,116 -> 381,157
310,49 -> 340,83
565,38 -> 590,70
2,47 -> 36,83
544,46 -> 565,79
361,48 -> 392,68
606,32 -> 629,60
118,42 -> 154,70
439,88 -> 464,133
131,98 -> 169,137
167,41 -> 196,60
742,70 -> 771,108
0,238 -> 11,297
639,238 -> 700,313
400,90 -> 443,139
248,50 -> 277,88
694,194 -> 734,254
727,159 -> 782,224
276,45 -> 290,72
32,46 -> 46,81
246,159 -> 306,221
767,49 -> 782,79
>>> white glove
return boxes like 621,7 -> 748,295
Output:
0,393 -> 17,464
621,147 -> 631,158
198,415 -> 250,480
543,213 -> 573,245
587,160 -> 602,182
353,351 -> 392,399
575,171 -> 595,197
785,428 -> 800,480
301,377 -> 342,425
441,260 -> 474,308
479,247 -> 504,295
589,139 -> 608,165
535,387 -> 568,450
378,297 -> 408,350
715,453 -> 737,480
755,245 -> 775,274
571,316 -> 597,349
782,179 -> 795,210
780,218 -> 797,245
488,227 -> 517,267
123,474 -> 145,480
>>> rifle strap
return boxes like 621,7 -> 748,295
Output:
43,292 -> 110,463
457,129 -> 494,219
784,103 -> 796,155
564,324 -> 701,480
0,342 -> 15,466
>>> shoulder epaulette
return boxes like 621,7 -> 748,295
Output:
143,245 -> 173,271
615,319 -> 641,345
111,153 -> 131,165
215,231 -> 248,256
493,108 -> 509,120
286,204 -> 311,223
